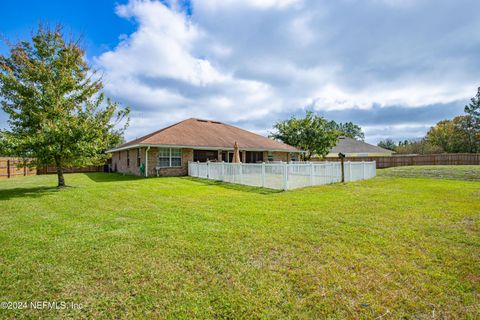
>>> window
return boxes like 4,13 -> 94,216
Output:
245,151 -> 263,163
126,150 -> 130,167
193,150 -> 218,162
268,151 -> 273,161
221,151 -> 233,163
158,148 -> 182,168
137,148 -> 141,167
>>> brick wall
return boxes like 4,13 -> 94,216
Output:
112,148 -> 298,176
111,147 -> 194,177
111,148 -> 146,176
272,151 -> 289,162
155,148 -> 193,177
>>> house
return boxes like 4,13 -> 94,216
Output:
325,136 -> 394,158
107,118 -> 301,177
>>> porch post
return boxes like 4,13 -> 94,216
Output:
145,146 -> 150,177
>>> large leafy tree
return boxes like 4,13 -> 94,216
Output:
426,116 -> 472,153
270,111 -> 339,159
0,26 -> 130,187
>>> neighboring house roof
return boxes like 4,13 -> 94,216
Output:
327,136 -> 394,156
108,118 -> 299,152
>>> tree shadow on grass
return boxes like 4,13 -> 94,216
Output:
0,186 -> 59,201
183,177 -> 283,195
84,172 -> 144,183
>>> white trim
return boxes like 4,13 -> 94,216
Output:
107,144 -> 303,154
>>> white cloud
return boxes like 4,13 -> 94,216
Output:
95,0 -> 480,141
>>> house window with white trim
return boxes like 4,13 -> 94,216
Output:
158,148 -> 182,168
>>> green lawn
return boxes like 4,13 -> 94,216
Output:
378,165 -> 480,182
0,166 -> 479,319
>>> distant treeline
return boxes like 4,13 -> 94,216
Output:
378,88 -> 480,154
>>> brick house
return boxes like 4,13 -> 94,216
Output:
107,118 -> 301,177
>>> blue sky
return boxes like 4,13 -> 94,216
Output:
1,0 -> 479,143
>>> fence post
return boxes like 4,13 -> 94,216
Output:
340,156 -> 345,183
362,161 -> 366,179
283,162 -> 288,190
348,162 -> 352,182
221,161 -> 225,181
206,161 -> 210,179
261,162 -> 266,188
239,163 -> 243,184
309,162 -> 314,186
197,161 -> 200,177
7,159 -> 10,178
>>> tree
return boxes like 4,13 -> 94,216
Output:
465,87 -> 480,120
394,139 -> 443,154
426,116 -> 472,153
464,87 -> 480,152
377,138 -> 397,151
330,121 -> 365,141
270,111 -> 340,159
0,26 -> 130,187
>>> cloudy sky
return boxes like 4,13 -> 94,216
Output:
1,0 -> 479,143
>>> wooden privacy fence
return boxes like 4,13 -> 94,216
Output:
323,153 -> 480,169
0,157 -> 36,179
0,157 -> 104,179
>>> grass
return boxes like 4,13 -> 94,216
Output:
378,165 -> 480,181
0,166 -> 479,319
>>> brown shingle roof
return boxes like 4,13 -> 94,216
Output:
111,118 -> 299,152
329,136 -> 393,154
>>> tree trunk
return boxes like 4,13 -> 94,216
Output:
55,157 -> 66,188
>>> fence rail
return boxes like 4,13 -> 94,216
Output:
188,161 -> 376,190
0,157 -> 36,179
323,153 -> 480,168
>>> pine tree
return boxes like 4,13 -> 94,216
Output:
464,87 -> 480,152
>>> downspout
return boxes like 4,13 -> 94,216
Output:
145,146 -> 150,177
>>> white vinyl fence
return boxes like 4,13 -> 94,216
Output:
188,161 -> 376,190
